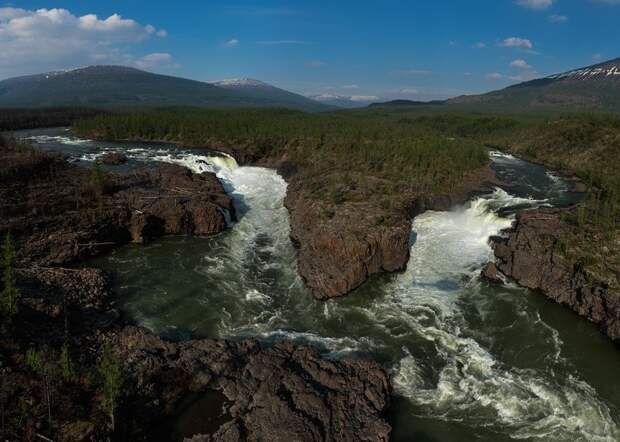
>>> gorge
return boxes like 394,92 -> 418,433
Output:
14,127 -> 620,442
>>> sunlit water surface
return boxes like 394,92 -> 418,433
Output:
18,128 -> 620,442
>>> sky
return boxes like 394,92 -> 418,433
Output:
1,0 -> 619,102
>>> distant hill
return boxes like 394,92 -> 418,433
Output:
306,94 -> 371,109
369,99 -> 446,108
210,78 -> 334,112
0,66 -> 333,112
449,57 -> 620,112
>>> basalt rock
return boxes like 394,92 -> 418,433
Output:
115,326 -> 392,442
0,145 -> 233,264
480,262 -> 504,284
117,164 -> 235,243
100,152 -> 128,165
490,208 -> 620,341
284,165 -> 497,299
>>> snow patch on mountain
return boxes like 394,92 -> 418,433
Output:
210,78 -> 269,87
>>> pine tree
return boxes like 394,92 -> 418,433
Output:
98,342 -> 122,431
0,232 -> 20,324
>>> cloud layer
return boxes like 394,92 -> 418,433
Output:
0,7 -> 168,78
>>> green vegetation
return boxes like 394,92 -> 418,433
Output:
1,232 -> 19,325
0,107 -> 104,131
74,108 -> 489,195
97,342 -> 123,431
59,343 -> 75,382
75,107 -> 620,285
25,347 -> 55,430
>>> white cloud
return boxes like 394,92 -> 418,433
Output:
549,14 -> 568,23
510,59 -> 533,69
350,95 -> 379,102
134,52 -> 178,70
499,37 -> 533,50
342,84 -> 359,89
593,53 -> 603,61
224,38 -> 239,47
399,88 -> 420,95
0,7 -> 167,78
472,42 -> 486,49
516,0 -> 554,10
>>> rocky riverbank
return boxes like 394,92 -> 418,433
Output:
483,208 -> 620,342
282,164 -> 499,299
0,138 -> 393,441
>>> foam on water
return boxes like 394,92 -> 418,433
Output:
24,134 -> 91,145
385,192 -> 619,441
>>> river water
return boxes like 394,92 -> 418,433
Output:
18,128 -> 620,442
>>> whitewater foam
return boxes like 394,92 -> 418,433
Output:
387,192 -> 619,441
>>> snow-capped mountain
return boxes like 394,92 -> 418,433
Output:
307,93 -> 378,108
208,78 -> 336,111
0,67 -> 333,111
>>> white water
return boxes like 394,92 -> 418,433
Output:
386,200 -> 617,441
22,130 -> 620,442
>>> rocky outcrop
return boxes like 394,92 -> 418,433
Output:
488,208 -> 620,341
117,164 -> 235,243
0,147 -> 233,265
285,186 -> 411,299
116,326 -> 391,441
0,139 -> 393,442
101,152 -> 128,165
285,166 -> 498,299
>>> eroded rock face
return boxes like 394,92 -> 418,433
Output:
117,164 -> 235,243
101,152 -> 128,165
285,185 -> 411,299
116,327 -> 392,442
284,169 -> 496,300
490,209 -> 620,341
0,152 -> 233,265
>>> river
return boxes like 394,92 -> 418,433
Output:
17,128 -> 620,442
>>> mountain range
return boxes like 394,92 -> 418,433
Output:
1,57 -> 620,112
0,66 -> 331,112
446,57 -> 620,112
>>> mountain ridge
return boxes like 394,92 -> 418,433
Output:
0,66 -> 333,112
447,57 -> 620,112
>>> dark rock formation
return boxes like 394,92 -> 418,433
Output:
116,327 -> 392,441
0,139 -> 393,441
285,187 -> 411,299
101,152 -> 128,165
480,262 -> 503,284
285,166 -> 497,299
490,208 -> 620,341
117,164 -> 235,243
0,147 -> 233,265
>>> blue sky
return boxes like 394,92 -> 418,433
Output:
1,1 -> 619,101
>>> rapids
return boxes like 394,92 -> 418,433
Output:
17,127 -> 620,442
